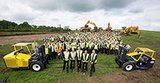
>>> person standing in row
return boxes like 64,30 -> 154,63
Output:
94,43 -> 98,53
52,42 -> 57,59
44,42 -> 49,64
48,42 -> 55,60
62,48 -> 70,72
82,50 -> 90,74
90,49 -> 97,76
76,47 -> 83,72
70,48 -> 76,72
55,41 -> 63,60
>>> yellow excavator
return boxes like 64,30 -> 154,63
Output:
80,20 -> 98,32
120,26 -> 140,38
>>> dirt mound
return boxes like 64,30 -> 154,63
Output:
0,33 -> 57,45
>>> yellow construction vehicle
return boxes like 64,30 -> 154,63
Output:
120,27 -> 130,36
3,43 -> 47,72
129,26 -> 140,36
80,20 -> 98,32
120,26 -> 140,38
79,27 -> 91,32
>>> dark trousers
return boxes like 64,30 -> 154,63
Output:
70,60 -> 75,71
46,55 -> 49,64
100,48 -> 105,53
77,60 -> 82,72
95,49 -> 98,53
105,48 -> 109,55
48,52 -> 54,60
114,49 -> 118,55
90,63 -> 95,72
82,62 -> 88,72
53,52 -> 57,59
90,63 -> 96,77
103,48 -> 106,53
63,61 -> 69,72
110,49 -> 115,54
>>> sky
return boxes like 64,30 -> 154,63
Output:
0,0 -> 160,31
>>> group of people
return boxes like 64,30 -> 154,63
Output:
37,31 -> 123,75
62,47 -> 97,74
43,31 -> 123,55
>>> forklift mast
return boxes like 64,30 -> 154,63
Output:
31,45 -> 47,66
118,46 -> 129,62
37,45 -> 47,64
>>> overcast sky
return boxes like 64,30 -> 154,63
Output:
0,0 -> 160,31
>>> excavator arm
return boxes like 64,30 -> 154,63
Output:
79,20 -> 98,32
85,20 -> 97,27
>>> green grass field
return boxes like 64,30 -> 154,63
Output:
0,30 -> 160,83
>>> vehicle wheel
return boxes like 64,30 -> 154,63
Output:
30,62 -> 44,72
122,62 -> 134,71
115,58 -> 121,67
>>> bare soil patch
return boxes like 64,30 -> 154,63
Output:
0,33 -> 57,45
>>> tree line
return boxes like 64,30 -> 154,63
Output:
0,20 -> 71,32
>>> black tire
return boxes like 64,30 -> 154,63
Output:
122,62 -> 134,71
30,62 -> 44,72
115,58 -> 121,67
